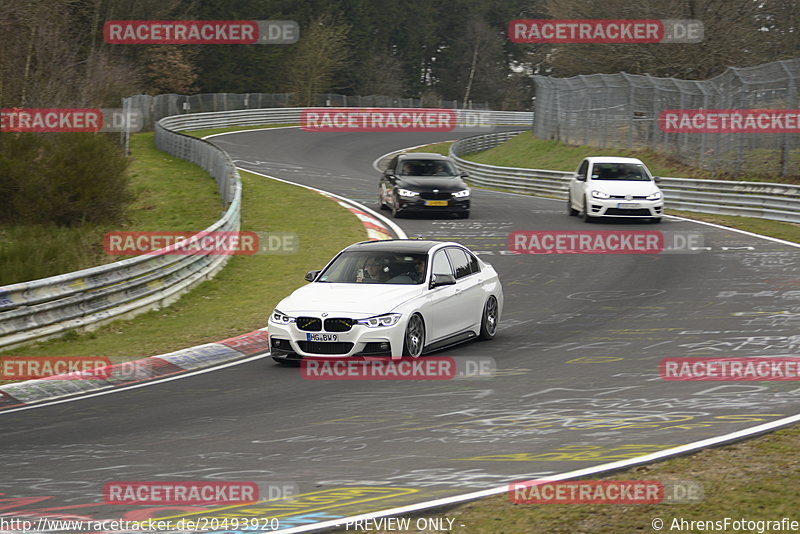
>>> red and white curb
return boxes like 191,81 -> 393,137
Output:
319,192 -> 393,241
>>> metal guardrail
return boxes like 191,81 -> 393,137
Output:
156,108 -> 534,132
0,107 -> 532,350
450,130 -> 800,224
0,122 -> 242,351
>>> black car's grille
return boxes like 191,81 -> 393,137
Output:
297,341 -> 354,354
605,208 -> 653,216
420,192 -> 452,201
296,317 -> 322,331
324,318 -> 356,332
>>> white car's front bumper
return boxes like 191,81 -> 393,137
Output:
588,198 -> 663,218
267,316 -> 408,360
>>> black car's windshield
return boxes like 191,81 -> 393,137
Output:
399,160 -> 458,177
591,163 -> 652,181
317,251 -> 428,284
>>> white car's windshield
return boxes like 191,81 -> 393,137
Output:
400,160 -> 458,176
591,163 -> 652,181
317,251 -> 428,284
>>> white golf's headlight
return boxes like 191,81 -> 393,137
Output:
591,190 -> 610,199
357,313 -> 402,328
397,188 -> 420,198
452,189 -> 470,198
646,191 -> 663,200
271,309 -> 295,325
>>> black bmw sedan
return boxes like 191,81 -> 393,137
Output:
379,153 -> 471,218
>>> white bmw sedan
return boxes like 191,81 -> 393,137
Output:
268,240 -> 503,363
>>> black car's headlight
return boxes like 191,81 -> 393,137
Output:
397,188 -> 420,198
270,309 -> 296,325
452,189 -> 470,198
356,313 -> 402,328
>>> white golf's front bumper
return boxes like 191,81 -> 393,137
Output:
587,198 -> 663,218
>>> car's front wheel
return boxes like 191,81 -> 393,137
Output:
478,296 -> 499,340
581,196 -> 594,223
379,189 -> 388,210
566,194 -> 578,216
391,193 -> 403,218
402,314 -> 425,357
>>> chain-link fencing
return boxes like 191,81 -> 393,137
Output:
533,59 -> 800,178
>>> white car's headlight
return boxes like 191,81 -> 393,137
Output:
452,189 -> 470,198
397,188 -> 420,198
357,313 -> 402,328
271,309 -> 295,325
591,190 -> 610,199
646,191 -> 663,200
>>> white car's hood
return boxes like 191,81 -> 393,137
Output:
276,283 -> 425,316
588,180 -> 660,196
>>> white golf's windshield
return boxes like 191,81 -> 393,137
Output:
317,251 -> 428,285
591,163 -> 652,181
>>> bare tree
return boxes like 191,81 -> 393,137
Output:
540,0 -> 777,79
286,14 -> 351,106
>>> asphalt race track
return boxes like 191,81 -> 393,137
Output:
3,127 -> 800,531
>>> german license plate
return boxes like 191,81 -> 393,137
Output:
617,202 -> 640,208
306,333 -> 338,342
425,200 -> 448,206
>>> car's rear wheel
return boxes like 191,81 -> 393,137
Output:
402,314 -> 425,357
478,296 -> 498,340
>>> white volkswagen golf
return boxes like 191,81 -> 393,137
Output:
567,156 -> 664,223
268,240 -> 503,363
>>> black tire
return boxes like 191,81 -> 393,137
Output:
391,194 -> 402,218
379,190 -> 388,210
651,217 -> 662,224
566,195 -> 578,216
478,296 -> 499,340
402,314 -> 426,357
581,197 -> 594,223
456,211 -> 470,219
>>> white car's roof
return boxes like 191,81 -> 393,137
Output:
584,156 -> 646,164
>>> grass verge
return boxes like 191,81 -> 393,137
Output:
463,131 -> 799,184
1,169 -> 365,373
0,133 -> 221,286
349,424 -> 800,534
